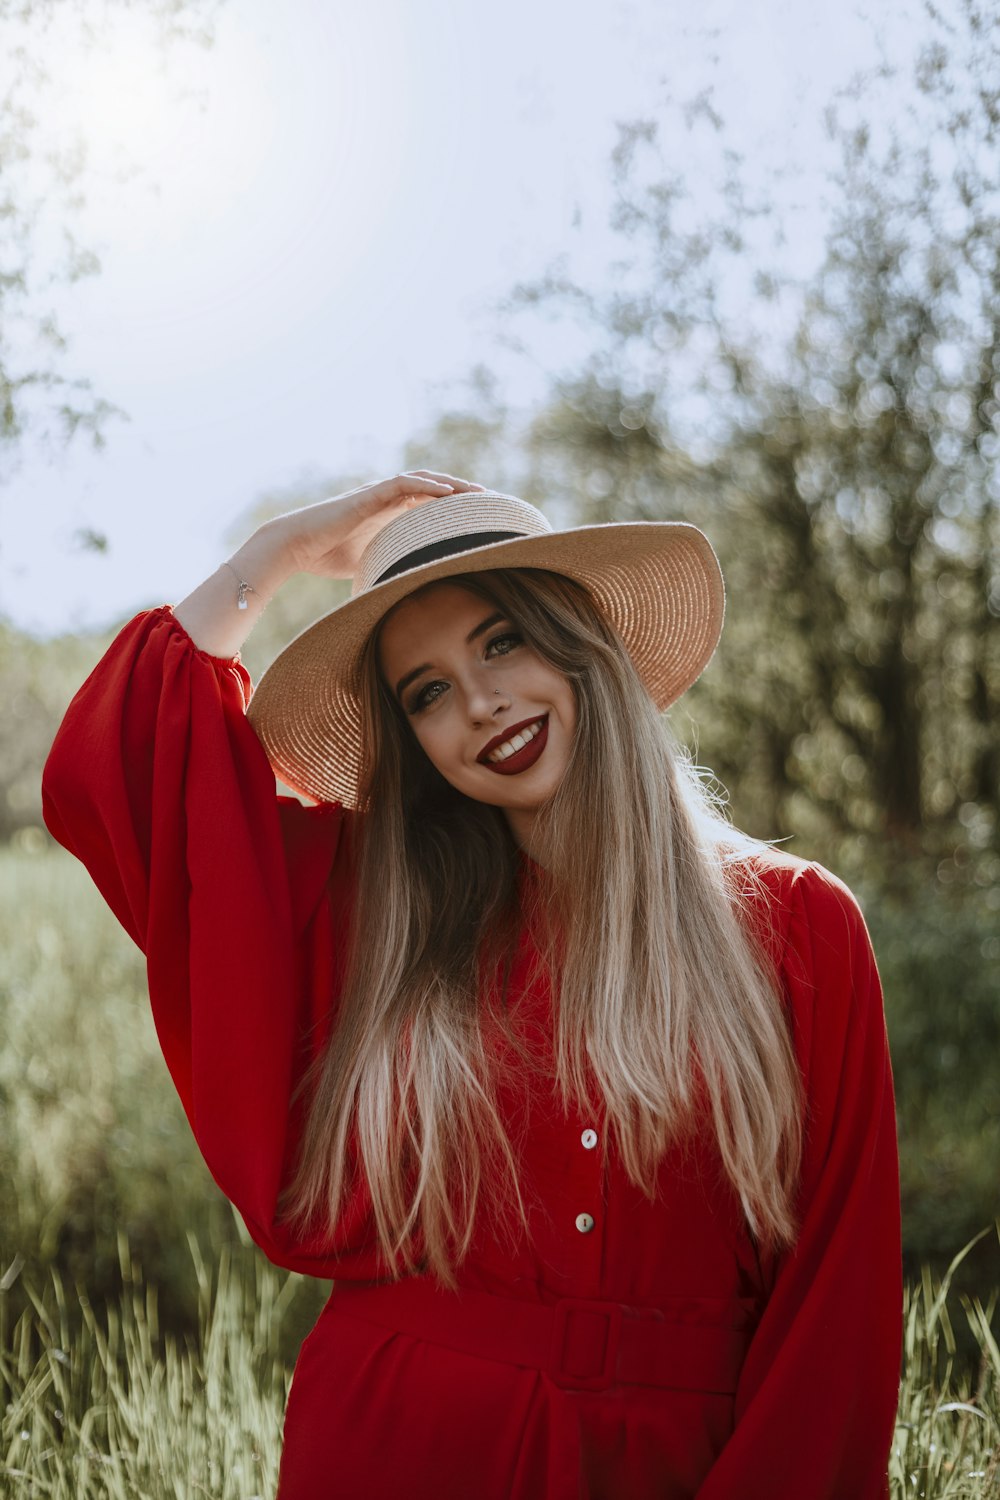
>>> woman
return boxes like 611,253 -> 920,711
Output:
42,471 -> 903,1499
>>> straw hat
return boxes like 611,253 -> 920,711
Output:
246,490 -> 725,807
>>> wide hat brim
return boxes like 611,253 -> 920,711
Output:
247,509 -> 725,808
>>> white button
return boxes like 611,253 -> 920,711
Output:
581,1128 -> 598,1150
575,1212 -> 595,1234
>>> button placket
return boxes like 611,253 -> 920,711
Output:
560,1114 -> 604,1288
575,1122 -> 599,1236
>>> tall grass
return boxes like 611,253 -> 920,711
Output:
891,1231 -> 1000,1497
0,1235 -> 300,1498
2,1232 -> 998,1497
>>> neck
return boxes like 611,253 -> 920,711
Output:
504,806 -> 551,869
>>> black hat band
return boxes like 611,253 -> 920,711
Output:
373,530 -> 527,586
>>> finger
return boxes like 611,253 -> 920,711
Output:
392,473 -> 456,487
408,470 -> 489,491
373,474 -> 456,500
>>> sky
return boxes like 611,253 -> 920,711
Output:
1,0 -> 922,636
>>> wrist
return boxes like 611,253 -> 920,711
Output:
227,521 -> 300,604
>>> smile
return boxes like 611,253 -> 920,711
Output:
486,718 -> 545,763
478,716 -> 549,776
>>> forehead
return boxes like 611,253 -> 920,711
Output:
376,582 -> 497,670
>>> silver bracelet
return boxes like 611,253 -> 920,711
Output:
222,559 -> 256,611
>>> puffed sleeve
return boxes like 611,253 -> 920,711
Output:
696,861 -> 902,1500
41,605 -> 385,1279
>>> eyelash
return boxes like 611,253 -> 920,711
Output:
408,631 -> 524,714
486,630 -> 522,659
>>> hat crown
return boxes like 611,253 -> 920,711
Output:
353,490 -> 553,597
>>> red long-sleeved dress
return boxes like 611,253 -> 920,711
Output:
41,606 -> 903,1500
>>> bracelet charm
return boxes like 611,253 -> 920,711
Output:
223,559 -> 256,611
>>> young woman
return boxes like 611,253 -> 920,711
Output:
42,471 -> 903,1499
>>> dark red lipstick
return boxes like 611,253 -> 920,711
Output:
477,715 -> 549,776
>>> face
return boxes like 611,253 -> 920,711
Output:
376,582 -> 577,850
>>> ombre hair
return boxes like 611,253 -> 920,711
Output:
281,567 -> 804,1286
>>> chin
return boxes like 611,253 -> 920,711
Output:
499,776 -> 562,812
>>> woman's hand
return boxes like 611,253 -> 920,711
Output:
270,471 -> 488,580
172,470 -> 487,660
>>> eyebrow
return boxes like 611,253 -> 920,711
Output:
393,611 -> 507,700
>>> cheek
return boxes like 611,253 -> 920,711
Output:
410,719 -> 458,778
553,678 -> 578,734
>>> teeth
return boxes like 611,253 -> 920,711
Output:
488,720 -> 543,763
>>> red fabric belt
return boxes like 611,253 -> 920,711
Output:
329,1278 -> 756,1395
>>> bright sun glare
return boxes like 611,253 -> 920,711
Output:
35,4 -> 407,270
48,13 -> 211,169
36,8 -> 272,245
73,43 -> 179,162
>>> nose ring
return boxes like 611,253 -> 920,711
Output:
494,688 -> 501,695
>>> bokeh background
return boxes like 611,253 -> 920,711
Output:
1,0 -> 998,1465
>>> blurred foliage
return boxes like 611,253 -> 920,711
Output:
862,873 -> 1000,1280
0,620 -> 114,840
0,0 -> 225,468
401,365 -> 518,495
0,846 -> 328,1357
0,844 -> 232,1316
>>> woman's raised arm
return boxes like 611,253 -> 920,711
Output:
173,470 -> 484,659
39,468 -> 483,1277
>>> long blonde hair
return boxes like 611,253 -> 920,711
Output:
281,567 -> 803,1285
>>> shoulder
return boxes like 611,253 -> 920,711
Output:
730,847 -> 886,1076
726,844 -> 873,976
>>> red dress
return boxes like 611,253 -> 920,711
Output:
42,606 -> 903,1499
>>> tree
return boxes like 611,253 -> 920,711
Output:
499,0 -> 1000,882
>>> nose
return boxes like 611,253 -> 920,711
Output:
465,676 -> 510,724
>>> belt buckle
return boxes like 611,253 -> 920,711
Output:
549,1298 -> 623,1392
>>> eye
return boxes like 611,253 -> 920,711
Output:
485,630 -> 523,658
408,679 -> 447,714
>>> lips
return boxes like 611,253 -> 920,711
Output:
478,715 -> 549,776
